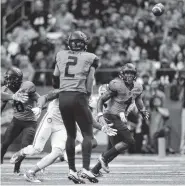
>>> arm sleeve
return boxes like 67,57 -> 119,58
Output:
91,56 -> 99,69
45,89 -> 61,101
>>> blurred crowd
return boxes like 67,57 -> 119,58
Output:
1,0 -> 185,154
1,0 -> 185,83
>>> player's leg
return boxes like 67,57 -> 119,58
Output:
24,127 -> 67,183
14,122 -> 36,173
1,118 -> 22,164
10,113 -> 52,163
74,94 -> 98,183
92,114 -> 135,174
59,93 -> 85,184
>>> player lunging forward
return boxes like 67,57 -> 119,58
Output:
52,31 -> 99,184
91,63 -> 149,176
10,89 -> 117,182
1,67 -> 39,174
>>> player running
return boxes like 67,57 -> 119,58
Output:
52,31 -> 99,183
10,89 -> 117,183
91,63 -> 149,176
1,67 -> 39,174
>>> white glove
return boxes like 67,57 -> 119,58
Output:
101,124 -> 117,136
32,107 -> 41,120
119,112 -> 127,123
12,89 -> 28,103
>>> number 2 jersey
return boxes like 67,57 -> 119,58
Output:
1,81 -> 39,121
104,78 -> 143,115
55,50 -> 98,93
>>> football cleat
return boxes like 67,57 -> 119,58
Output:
14,169 -> 23,176
10,150 -> 25,164
68,169 -> 85,184
91,170 -> 103,177
24,171 -> 41,183
79,168 -> 99,183
98,154 -> 110,173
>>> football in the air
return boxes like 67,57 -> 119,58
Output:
152,3 -> 165,16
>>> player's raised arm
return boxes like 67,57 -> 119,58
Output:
135,93 -> 149,120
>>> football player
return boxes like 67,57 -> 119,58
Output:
91,63 -> 149,176
52,31 -> 99,183
1,67 -> 39,174
10,89 -> 117,183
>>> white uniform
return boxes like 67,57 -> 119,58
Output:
23,99 -> 83,155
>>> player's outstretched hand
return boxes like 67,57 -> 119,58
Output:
101,124 -> 117,136
32,107 -> 41,120
12,89 -> 28,103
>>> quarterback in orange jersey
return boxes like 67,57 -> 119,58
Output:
1,67 -> 39,174
53,31 -> 99,184
91,63 -> 149,176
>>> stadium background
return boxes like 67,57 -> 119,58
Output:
1,0 -> 185,154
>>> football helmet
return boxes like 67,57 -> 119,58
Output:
68,31 -> 88,51
119,63 -> 137,84
4,67 -> 23,92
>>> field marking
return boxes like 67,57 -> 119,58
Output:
1,163 -> 171,167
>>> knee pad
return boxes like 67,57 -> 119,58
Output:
23,145 -> 43,155
91,137 -> 98,149
51,147 -> 64,157
115,142 -> 128,152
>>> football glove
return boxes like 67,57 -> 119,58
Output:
101,124 -> 117,136
32,107 -> 41,120
140,110 -> 149,120
12,89 -> 28,103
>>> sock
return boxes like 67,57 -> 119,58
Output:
103,147 -> 119,162
30,165 -> 40,174
36,150 -> 61,171
91,162 -> 101,174
14,156 -> 25,171
103,141 -> 128,162
66,136 -> 76,172
82,136 -> 92,170
107,152 -> 119,163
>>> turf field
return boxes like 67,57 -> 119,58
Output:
1,154 -> 185,186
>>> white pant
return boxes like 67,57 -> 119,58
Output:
23,112 -> 83,155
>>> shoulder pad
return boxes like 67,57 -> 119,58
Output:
109,78 -> 121,92
134,82 -> 143,93
20,81 -> 36,94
